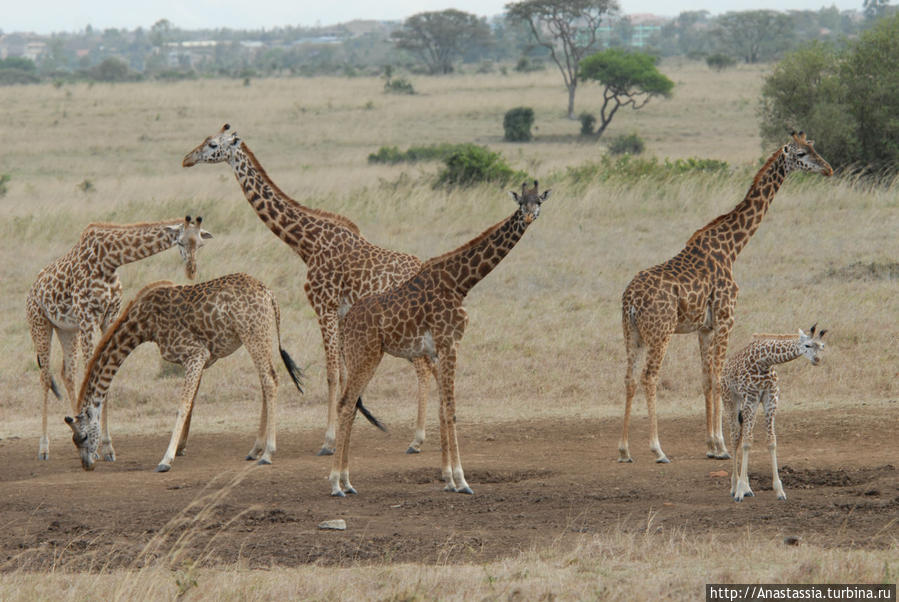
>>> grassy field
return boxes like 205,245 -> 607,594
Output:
1,61 -> 896,597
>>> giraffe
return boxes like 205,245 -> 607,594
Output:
26,216 -> 212,460
183,124 -> 434,456
723,325 -> 827,502
618,132 -> 832,464
64,273 -> 306,472
328,181 -> 550,497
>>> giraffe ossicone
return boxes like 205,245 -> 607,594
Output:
618,132 -> 832,464
64,273 -> 304,472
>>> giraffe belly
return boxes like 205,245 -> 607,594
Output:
385,330 -> 436,361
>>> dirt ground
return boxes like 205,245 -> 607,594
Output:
1,406 -> 896,571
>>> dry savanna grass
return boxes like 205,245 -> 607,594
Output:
1,61 -> 896,597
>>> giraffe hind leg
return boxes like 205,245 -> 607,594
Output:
406,357 -> 433,454
618,312 -> 645,463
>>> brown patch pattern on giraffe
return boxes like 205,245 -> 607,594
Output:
618,132 -> 832,464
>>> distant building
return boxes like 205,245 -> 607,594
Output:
0,33 -> 46,61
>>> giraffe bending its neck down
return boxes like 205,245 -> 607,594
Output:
723,325 -> 827,502
26,216 -> 212,461
328,181 -> 550,497
183,124 -> 434,456
64,273 -> 305,472
618,132 -> 832,464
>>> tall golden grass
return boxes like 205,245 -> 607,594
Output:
1,61 -> 896,595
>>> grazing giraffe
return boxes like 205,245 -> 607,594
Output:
723,325 -> 827,502
183,124 -> 434,456
329,181 -> 551,497
26,216 -> 212,460
64,273 -> 305,472
618,132 -> 832,464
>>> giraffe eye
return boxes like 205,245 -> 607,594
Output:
796,151 -> 806,157
209,141 -> 218,149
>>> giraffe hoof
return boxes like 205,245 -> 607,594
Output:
617,457 -> 634,463
344,486 -> 357,495
655,457 -> 670,464
104,453 -> 116,462
38,452 -> 49,461
456,486 -> 474,495
256,458 -> 272,466
331,490 -> 346,498
245,455 -> 256,461
777,495 -> 787,501
154,464 -> 171,473
716,452 -> 732,460
316,447 -> 335,456
405,446 -> 421,454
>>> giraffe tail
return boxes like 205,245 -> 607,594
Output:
356,397 -> 387,432
279,347 -> 305,394
37,356 -> 62,400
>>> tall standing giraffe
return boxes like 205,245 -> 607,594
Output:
64,274 -> 305,472
183,124 -> 434,456
618,132 -> 832,464
26,216 -> 212,460
723,325 -> 826,502
328,181 -> 550,497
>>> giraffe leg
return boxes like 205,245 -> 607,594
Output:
244,334 -> 279,465
156,352 -> 208,472
100,396 -> 116,462
698,328 -> 719,458
317,310 -> 341,456
642,336 -> 672,463
406,357 -> 433,454
437,346 -> 472,494
733,401 -> 757,502
724,391 -> 741,498
57,328 -> 80,415
764,389 -> 785,500
618,315 -> 645,463
709,315 -> 734,459
329,344 -> 382,497
28,310 -> 57,460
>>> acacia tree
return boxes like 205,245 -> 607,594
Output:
505,0 -> 619,119
579,49 -> 674,139
714,10 -> 794,63
391,9 -> 491,74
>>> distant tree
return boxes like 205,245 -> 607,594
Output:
0,56 -> 37,72
391,9 -> 491,74
91,57 -> 131,81
714,10 -> 794,63
863,0 -> 890,21
506,0 -> 619,119
579,49 -> 674,139
705,53 -> 736,71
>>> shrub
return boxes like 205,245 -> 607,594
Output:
579,113 -> 596,136
435,144 -> 526,188
0,68 -> 40,85
0,174 -> 10,197
706,53 -> 736,71
608,132 -> 645,155
564,155 -> 728,186
368,143 -> 471,164
384,77 -> 415,94
503,107 -> 535,142
90,57 -> 132,82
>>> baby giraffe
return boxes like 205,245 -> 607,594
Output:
64,273 -> 304,472
329,181 -> 550,497
722,324 -> 827,502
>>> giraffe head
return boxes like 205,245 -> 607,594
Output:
64,405 -> 101,471
510,180 -> 551,225
782,131 -> 833,176
182,123 -> 242,167
165,216 -> 213,280
798,323 -> 827,366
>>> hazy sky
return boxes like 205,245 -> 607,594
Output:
5,0 -> 863,34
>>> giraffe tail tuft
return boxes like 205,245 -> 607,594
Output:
279,347 -> 304,394
738,410 -> 743,425
356,397 -> 387,432
37,355 -> 62,400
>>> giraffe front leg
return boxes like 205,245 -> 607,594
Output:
709,315 -> 734,459
437,347 -> 472,495
245,342 -> 278,465
100,396 -> 116,462
406,357 -> 433,454
733,404 -> 757,502
764,391 -> 785,500
156,355 -> 206,472
317,311 -> 341,456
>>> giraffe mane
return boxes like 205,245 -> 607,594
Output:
77,280 -> 176,410
81,219 -> 184,236
420,215 -> 508,270
238,142 -> 362,236
684,147 -> 785,247
751,333 -> 800,340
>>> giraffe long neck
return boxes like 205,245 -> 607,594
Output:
421,210 -> 529,298
752,336 -> 803,370
86,222 -> 182,271
689,150 -> 788,264
228,142 -> 354,263
77,309 -> 146,412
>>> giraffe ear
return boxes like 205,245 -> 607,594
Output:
200,230 -> 213,240
509,191 -> 521,202
539,189 -> 552,202
818,329 -> 827,338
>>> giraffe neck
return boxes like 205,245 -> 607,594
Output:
82,222 -> 183,271
751,336 -> 803,370
228,142 -> 359,263
76,307 -> 146,412
686,150 -> 787,264
421,209 -> 530,298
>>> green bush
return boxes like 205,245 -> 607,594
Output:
0,68 -> 40,85
0,174 -> 10,197
579,113 -> 596,136
705,53 -> 736,71
608,132 -> 645,155
503,107 -> 535,142
368,143 -> 472,164
384,77 -> 415,94
435,144 -> 526,188
565,155 -> 728,186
